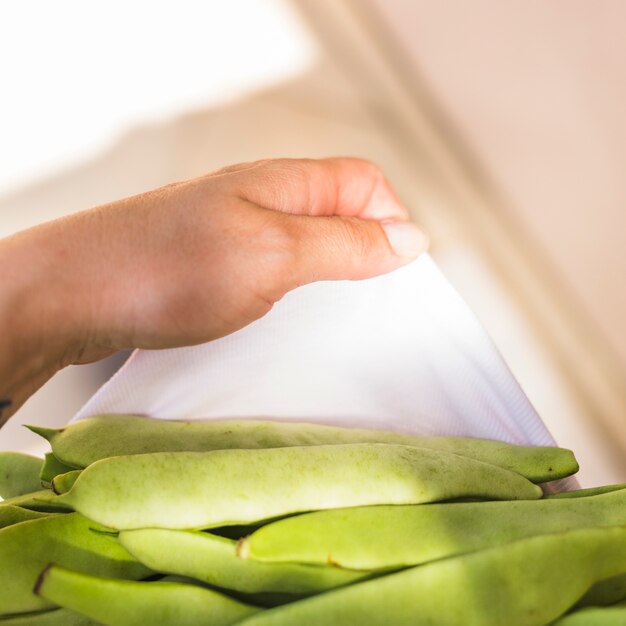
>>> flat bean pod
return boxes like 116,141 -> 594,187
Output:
0,505 -> 51,529
0,513 -> 151,615
546,484 -> 626,499
551,602 -> 626,625
40,452 -> 75,485
1,490 -> 72,513
236,526 -> 626,626
28,415 -> 578,483
0,452 -> 43,499
0,608 -> 99,625
576,571 -> 626,608
241,489 -> 626,570
35,565 -> 260,626
51,470 -> 82,495
57,444 -> 541,530
118,528 -> 368,595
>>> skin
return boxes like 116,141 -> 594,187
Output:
0,157 -> 427,426
28,415 -> 579,483
57,444 -> 541,530
0,513 -> 151,615
240,489 -> 626,570
236,526 -> 626,626
118,528 -> 367,596
35,565 -> 260,626
0,452 -> 43,499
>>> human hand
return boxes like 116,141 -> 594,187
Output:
0,157 -> 427,422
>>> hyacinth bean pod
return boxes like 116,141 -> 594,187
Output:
119,528 -> 368,596
40,452 -> 75,485
241,489 -> 626,570
0,452 -> 43,499
0,490 -> 71,514
0,608 -> 99,625
51,470 -> 82,495
550,602 -> 626,625
57,444 -> 542,530
0,513 -> 151,615
0,505 -> 51,529
575,571 -> 626,608
236,526 -> 626,626
546,484 -> 626,499
27,415 -> 578,483
35,565 -> 260,626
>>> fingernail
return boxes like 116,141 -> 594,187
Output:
381,222 -> 429,258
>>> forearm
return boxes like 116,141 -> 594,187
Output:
0,221 -> 92,425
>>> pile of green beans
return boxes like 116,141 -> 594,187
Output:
0,414 -> 623,625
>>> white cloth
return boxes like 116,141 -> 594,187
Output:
74,255 -> 560,455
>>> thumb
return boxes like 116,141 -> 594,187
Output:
284,214 -> 429,287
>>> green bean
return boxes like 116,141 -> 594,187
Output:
57,444 -> 541,530
1,490 -> 71,513
39,452 -> 75,485
0,505 -> 51,529
0,452 -> 43,499
35,565 -> 260,626
0,608 -> 99,625
27,415 -> 578,483
551,602 -> 626,625
236,526 -> 626,626
118,528 -> 368,596
51,470 -> 82,495
240,489 -> 626,570
576,572 -> 626,608
546,484 -> 626,499
0,513 -> 151,615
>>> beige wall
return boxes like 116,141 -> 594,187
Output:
371,0 -> 626,371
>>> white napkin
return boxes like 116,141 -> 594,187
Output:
74,254 -> 564,457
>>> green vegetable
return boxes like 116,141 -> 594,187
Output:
576,571 -> 626,608
35,565 -> 260,626
0,608 -> 99,625
119,528 -> 368,595
0,505 -> 51,529
551,602 -> 626,625
51,470 -> 82,495
39,452 -> 76,485
240,489 -> 626,570
0,513 -> 151,615
27,415 -> 578,483
0,489 -> 71,513
57,444 -> 541,530
0,452 -> 43,499
236,526 -> 626,626
546,484 -> 626,499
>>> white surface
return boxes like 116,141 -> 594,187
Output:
0,0 -> 315,198
76,255 -> 573,489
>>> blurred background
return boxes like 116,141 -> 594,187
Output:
1,0 -> 624,486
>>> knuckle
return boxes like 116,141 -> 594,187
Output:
340,218 -> 379,260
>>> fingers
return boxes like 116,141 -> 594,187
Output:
214,157 -> 429,294
280,212 -> 428,288
221,157 -> 411,222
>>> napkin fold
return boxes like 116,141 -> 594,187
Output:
74,255 -> 560,455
